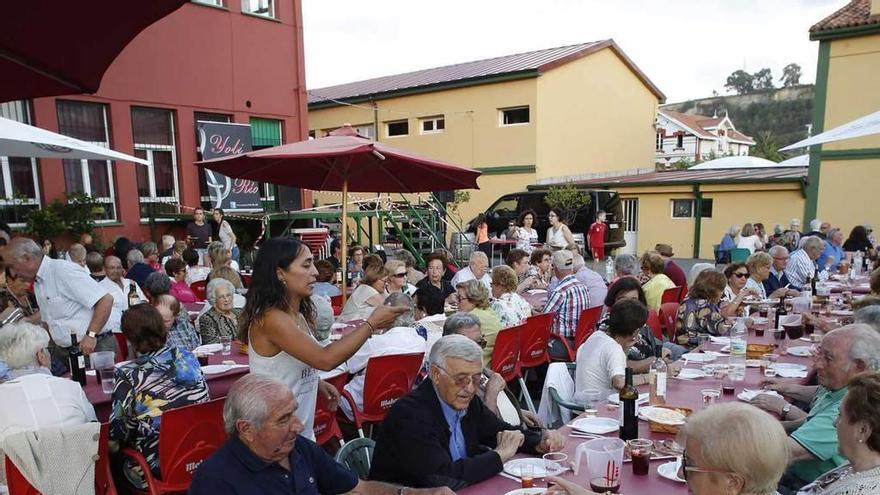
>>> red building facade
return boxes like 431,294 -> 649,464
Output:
0,0 -> 310,244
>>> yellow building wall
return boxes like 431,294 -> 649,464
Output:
535,48 -> 659,179
816,33 -> 880,233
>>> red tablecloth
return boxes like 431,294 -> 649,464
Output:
459,329 -> 813,494
84,343 -> 249,422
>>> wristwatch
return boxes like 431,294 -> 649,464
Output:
781,404 -> 792,420
86,330 -> 99,339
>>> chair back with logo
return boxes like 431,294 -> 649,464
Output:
190,280 -> 207,302
661,286 -> 684,305
154,399 -> 226,489
490,325 -> 522,382
646,310 -> 663,340
314,373 -> 347,447
659,302 -> 680,342
519,313 -> 552,369
573,306 -> 603,352
359,353 -> 424,422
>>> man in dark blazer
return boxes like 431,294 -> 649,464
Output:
370,335 -> 565,490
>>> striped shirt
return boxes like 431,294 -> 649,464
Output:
785,248 -> 817,290
543,274 -> 591,338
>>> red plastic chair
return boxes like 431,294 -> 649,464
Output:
5,423 -> 117,495
315,373 -> 347,448
489,325 -> 522,383
661,286 -> 684,305
240,273 -> 252,288
330,294 -> 343,316
121,398 -> 226,495
190,280 -> 207,302
646,310 -> 663,340
114,333 -> 130,363
517,313 -> 553,413
340,353 -> 424,438
573,306 -> 603,354
659,302 -> 680,342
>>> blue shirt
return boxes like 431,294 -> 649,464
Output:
434,385 -> 468,462
763,267 -> 790,295
188,434 -> 359,495
817,243 -> 844,272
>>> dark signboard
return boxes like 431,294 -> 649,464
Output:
197,121 -> 262,211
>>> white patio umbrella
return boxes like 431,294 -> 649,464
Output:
780,110 -> 880,151
688,156 -> 778,170
0,116 -> 148,163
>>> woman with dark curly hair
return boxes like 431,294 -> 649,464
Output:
240,238 -> 403,440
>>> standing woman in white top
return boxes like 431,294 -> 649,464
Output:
212,208 -> 239,264
546,207 -> 575,251
240,238 -> 403,440
515,209 -> 540,254
736,223 -> 764,254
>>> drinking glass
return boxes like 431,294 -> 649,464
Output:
583,388 -> 602,411
520,464 -> 534,488
697,334 -> 710,353
542,452 -> 568,480
220,336 -> 232,355
761,353 -> 778,378
98,368 -> 116,394
628,439 -> 653,476
701,389 -> 720,408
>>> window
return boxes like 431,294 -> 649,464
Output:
353,124 -> 375,140
385,120 -> 409,137
487,197 -> 517,217
500,106 -> 529,126
193,0 -> 225,6
676,134 -> 684,149
242,0 -> 274,17
132,107 -> 179,218
196,112 -> 232,207
250,117 -> 283,202
671,198 -> 713,218
420,115 -> 445,134
0,101 -> 40,225
655,132 -> 664,151
56,100 -> 116,221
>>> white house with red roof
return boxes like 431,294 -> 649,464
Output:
655,109 -> 755,167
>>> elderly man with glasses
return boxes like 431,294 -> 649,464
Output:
370,335 -> 565,490
785,236 -> 825,291
764,245 -> 796,296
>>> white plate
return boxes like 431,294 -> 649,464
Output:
503,458 -> 565,478
526,289 -> 547,294
639,406 -> 686,425
570,416 -> 620,435
657,460 -> 686,483
201,364 -> 233,375
682,352 -> 717,363
719,345 -> 730,354
607,392 -> 649,405
787,346 -> 813,357
193,343 -> 223,354
771,363 -> 807,372
676,368 -> 707,380
504,490 -> 545,495
737,389 -> 781,402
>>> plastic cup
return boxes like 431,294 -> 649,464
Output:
701,389 -> 720,408
98,368 -> 115,394
583,388 -> 602,410
628,439 -> 653,476
520,463 -> 534,488
220,336 -> 232,355
196,352 -> 210,366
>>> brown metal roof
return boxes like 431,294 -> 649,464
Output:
811,0 -> 880,34
542,167 -> 807,188
308,40 -> 665,107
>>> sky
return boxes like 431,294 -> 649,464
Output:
302,0 -> 848,103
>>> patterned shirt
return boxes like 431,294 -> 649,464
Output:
675,298 -> 726,347
166,311 -> 201,351
110,346 -> 209,485
491,292 -> 532,328
543,274 -> 591,338
198,307 -> 241,345
786,248 -> 817,290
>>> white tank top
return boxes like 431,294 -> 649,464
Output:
248,313 -> 319,440
547,225 -> 567,249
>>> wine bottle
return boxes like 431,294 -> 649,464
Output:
619,367 -> 639,441
810,269 -> 818,297
649,345 -> 667,406
775,295 -> 788,329
69,332 -> 86,386
127,283 -> 140,307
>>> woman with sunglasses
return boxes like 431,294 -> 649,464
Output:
546,402 -> 790,495
721,262 -> 760,318
384,259 -> 416,297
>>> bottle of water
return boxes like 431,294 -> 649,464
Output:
605,254 -> 615,282
728,318 -> 747,381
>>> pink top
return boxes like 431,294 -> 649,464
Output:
477,223 -> 489,244
170,280 -> 198,304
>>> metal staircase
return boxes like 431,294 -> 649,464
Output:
379,194 -> 467,268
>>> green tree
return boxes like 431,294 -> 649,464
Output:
544,184 -> 590,225
753,68 -> 774,91
751,131 -> 784,162
781,63 -> 802,87
725,70 -> 754,95
446,190 -> 471,226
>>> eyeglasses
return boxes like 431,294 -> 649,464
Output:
732,272 -> 749,278
215,293 -> 234,300
772,257 -> 789,261
678,450 -> 735,482
435,364 -> 483,388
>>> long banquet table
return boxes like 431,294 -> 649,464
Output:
459,327 -> 814,495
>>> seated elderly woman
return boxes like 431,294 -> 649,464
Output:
165,257 -> 197,304
798,371 -> 880,495
312,259 -> 341,298
143,271 -> 172,299
0,322 -> 96,440
576,299 -> 651,398
745,252 -> 795,301
207,265 -> 246,308
490,265 -> 532,328
611,253 -> 640,283
720,262 -> 760,318
208,240 -> 239,272
716,224 -> 740,263
505,248 -> 532,293
548,402 -> 790,495
339,254 -> 388,321
526,248 -> 552,289
385,259 -> 416,296
688,262 -> 715,288
198,278 -> 241,345
111,304 -> 208,489
340,293 -> 427,420
153,293 -> 201,351
640,250 -> 676,310
676,269 -> 728,347
455,279 -> 502,368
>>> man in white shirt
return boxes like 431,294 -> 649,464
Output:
785,236 -> 825,290
99,255 -> 147,333
7,238 -> 114,372
67,243 -> 88,272
340,293 -> 427,420
450,251 -> 491,291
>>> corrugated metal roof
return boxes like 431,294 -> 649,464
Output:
543,167 -> 807,188
308,40 -> 665,106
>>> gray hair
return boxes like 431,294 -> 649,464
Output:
614,253 -> 640,277
384,292 -> 415,328
844,324 -> 880,371
802,236 -> 824,252
223,374 -> 291,435
828,228 -> 842,242
141,241 -> 158,257
469,251 -> 488,265
727,225 -> 741,237
443,312 -> 481,336
68,243 -> 86,264
395,249 -> 416,268
768,245 -> 788,258
9,238 -> 42,261
428,334 -> 482,369
854,306 -> 880,333
0,322 -> 49,369
572,254 -> 586,271
143,271 -> 172,296
86,251 -> 104,273
207,277 -> 236,305
312,295 -> 333,341
161,234 -> 175,251
809,219 -> 822,231
687,263 -> 715,287
127,248 -> 145,264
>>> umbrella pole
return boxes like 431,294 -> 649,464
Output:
340,177 -> 349,306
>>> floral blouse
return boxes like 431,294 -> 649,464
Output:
797,463 -> 880,495
675,298 -> 727,347
491,292 -> 532,328
110,346 -> 209,485
198,307 -> 241,345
